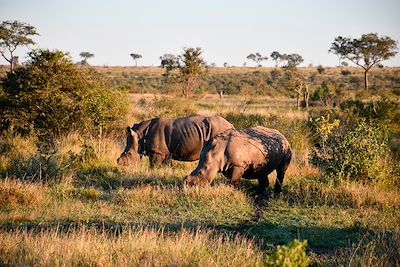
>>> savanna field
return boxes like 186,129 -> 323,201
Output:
0,63 -> 400,266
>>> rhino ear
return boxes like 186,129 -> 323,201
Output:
127,126 -> 132,135
130,128 -> 137,138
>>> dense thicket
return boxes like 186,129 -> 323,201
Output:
0,49 -> 129,143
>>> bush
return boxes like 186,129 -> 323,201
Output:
340,99 -> 398,123
341,69 -> 351,76
316,65 -> 325,74
0,131 -> 102,183
265,239 -> 311,267
310,117 -> 391,184
225,113 -> 267,129
0,49 -> 129,143
311,81 -> 337,106
142,97 -> 198,118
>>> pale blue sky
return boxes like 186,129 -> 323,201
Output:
1,0 -> 399,67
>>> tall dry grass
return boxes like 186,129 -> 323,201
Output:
0,228 -> 264,267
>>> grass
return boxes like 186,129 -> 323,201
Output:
0,93 -> 399,266
0,228 -> 265,267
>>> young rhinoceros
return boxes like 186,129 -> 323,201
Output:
184,126 -> 292,194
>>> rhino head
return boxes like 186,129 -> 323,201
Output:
117,126 -> 140,166
184,139 -> 226,187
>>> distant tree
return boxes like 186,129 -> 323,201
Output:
130,53 -> 142,67
247,52 -> 268,67
160,53 -> 179,72
223,62 -> 229,67
282,67 -> 309,109
0,20 -> 39,72
329,33 -> 398,90
210,62 -> 216,68
286,53 -> 304,68
329,36 -> 347,66
246,54 -> 256,65
270,51 -> 282,67
178,47 -> 206,98
79,51 -> 94,65
160,48 -> 206,98
341,61 -> 349,67
317,65 -> 325,74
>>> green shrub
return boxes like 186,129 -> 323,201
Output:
147,97 -> 197,118
0,133 -> 61,182
265,239 -> 311,267
310,81 -> 337,106
225,113 -> 267,129
316,65 -> 325,74
310,117 -> 391,184
0,49 -> 129,143
340,99 -> 398,123
341,69 -> 351,76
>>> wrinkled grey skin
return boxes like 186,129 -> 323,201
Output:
117,115 -> 234,168
184,126 -> 292,194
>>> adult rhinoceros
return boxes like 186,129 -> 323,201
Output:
117,115 -> 234,167
184,126 -> 292,195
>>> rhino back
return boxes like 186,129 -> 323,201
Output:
224,127 -> 291,177
167,116 -> 212,161
143,116 -> 234,161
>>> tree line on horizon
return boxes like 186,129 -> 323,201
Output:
0,19 -> 398,91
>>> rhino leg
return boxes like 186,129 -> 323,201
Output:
274,164 -> 289,194
230,166 -> 245,187
257,177 -> 269,196
274,151 -> 292,194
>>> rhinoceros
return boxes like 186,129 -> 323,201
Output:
117,115 -> 234,167
184,126 -> 292,194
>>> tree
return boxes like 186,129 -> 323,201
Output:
247,52 -> 268,67
317,65 -> 325,74
160,47 -> 206,98
130,53 -> 142,67
329,36 -> 347,66
286,53 -> 304,68
329,33 -> 398,90
79,51 -> 94,65
0,49 -> 129,142
160,48 -> 206,98
0,20 -> 39,72
159,53 -> 179,88
283,67 -> 309,109
160,53 -> 179,71
270,51 -> 282,67
178,47 -> 206,98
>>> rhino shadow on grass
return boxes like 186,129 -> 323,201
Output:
77,168 -> 184,190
